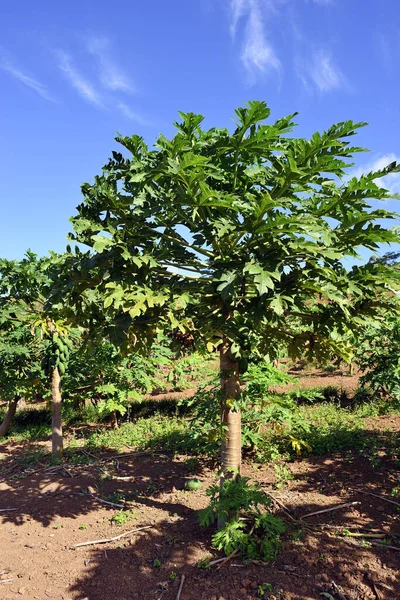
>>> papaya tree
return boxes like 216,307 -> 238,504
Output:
34,318 -> 74,458
0,252 -> 74,456
0,305 -> 44,436
0,253 -> 48,436
66,101 -> 400,477
62,338 -> 169,428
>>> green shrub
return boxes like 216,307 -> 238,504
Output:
200,476 -> 285,561
357,317 -> 400,406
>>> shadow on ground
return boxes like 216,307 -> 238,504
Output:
0,423 -> 399,600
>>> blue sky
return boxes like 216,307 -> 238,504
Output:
1,0 -> 399,260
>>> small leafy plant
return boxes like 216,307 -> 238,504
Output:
111,510 -> 135,526
258,582 -> 272,596
197,557 -> 211,569
273,464 -> 294,489
200,475 -> 285,561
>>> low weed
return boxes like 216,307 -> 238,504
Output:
258,582 -> 272,596
110,509 -> 136,526
273,464 -> 294,488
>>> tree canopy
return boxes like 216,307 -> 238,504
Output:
65,100 -> 400,361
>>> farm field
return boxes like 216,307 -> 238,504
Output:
1,367 -> 399,600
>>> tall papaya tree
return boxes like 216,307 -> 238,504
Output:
34,317 -> 74,458
0,304 -> 44,437
0,253 -> 48,436
66,101 -> 400,477
0,253 -> 74,456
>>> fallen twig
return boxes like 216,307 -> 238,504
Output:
340,532 -> 386,539
355,489 -> 400,509
208,557 -> 227,567
340,537 -> 400,553
216,548 -> 239,569
88,493 -> 124,509
368,578 -> 382,600
370,541 -> 400,552
0,508 -> 17,513
0,579 -> 13,584
22,464 -> 65,477
318,524 -> 390,535
263,489 -> 296,521
331,580 -> 347,600
176,574 -> 185,600
80,449 -> 98,461
299,501 -> 360,520
74,525 -> 152,548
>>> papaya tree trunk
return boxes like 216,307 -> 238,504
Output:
16,396 -> 26,411
51,367 -> 63,459
220,337 -> 241,477
110,411 -> 119,429
0,398 -> 19,437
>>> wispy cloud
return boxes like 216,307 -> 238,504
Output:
230,0 -> 247,38
0,58 -> 54,101
86,37 -> 134,93
57,51 -> 103,107
310,0 -> 334,5
352,153 -> 400,195
297,48 -> 346,92
230,0 -> 281,83
117,102 -> 149,125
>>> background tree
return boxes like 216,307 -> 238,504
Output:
0,252 -> 74,456
62,338 -> 170,428
0,253 -> 47,436
65,101 -> 400,477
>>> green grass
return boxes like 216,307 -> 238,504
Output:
3,388 -> 399,468
4,407 -> 52,442
83,398 -> 399,462
85,415 -> 199,454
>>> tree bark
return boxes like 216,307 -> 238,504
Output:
0,398 -> 19,437
220,338 -> 242,477
16,397 -> 27,411
110,411 -> 119,429
51,367 -> 63,459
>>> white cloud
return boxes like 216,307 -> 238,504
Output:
57,51 -> 103,107
117,102 -> 149,126
352,153 -> 400,195
86,37 -> 134,93
0,59 -> 54,101
230,0 -> 247,38
230,0 -> 281,83
310,0 -> 334,5
297,48 -> 345,92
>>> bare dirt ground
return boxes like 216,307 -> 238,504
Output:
1,370 -> 399,600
